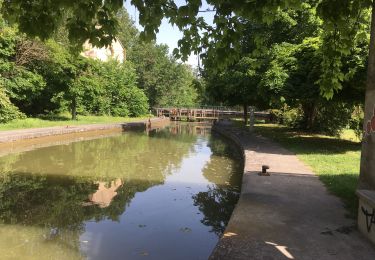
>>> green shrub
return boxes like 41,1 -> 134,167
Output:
269,109 -> 284,123
282,107 -> 304,128
277,103 -> 354,137
98,61 -> 149,117
349,105 -> 364,141
0,87 -> 25,123
124,87 -> 149,117
313,102 -> 352,136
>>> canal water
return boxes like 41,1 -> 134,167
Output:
0,123 -> 243,260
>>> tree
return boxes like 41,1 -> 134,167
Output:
203,4 -> 322,124
202,3 -> 368,134
0,24 -> 47,115
2,0 -> 123,48
56,57 -> 149,119
128,41 -> 198,108
3,0 -> 375,243
1,0 -> 372,98
204,56 -> 264,124
96,60 -> 149,117
116,8 -> 139,51
112,7 -> 200,108
66,58 -> 97,120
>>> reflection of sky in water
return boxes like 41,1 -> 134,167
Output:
0,124 -> 242,260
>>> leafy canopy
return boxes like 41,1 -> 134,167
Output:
2,0 -> 123,48
1,0 -> 372,98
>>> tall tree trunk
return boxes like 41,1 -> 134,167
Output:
71,98 -> 77,121
359,0 -> 375,190
302,102 -> 318,130
243,104 -> 248,126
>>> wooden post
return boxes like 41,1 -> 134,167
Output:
243,104 -> 248,125
249,106 -> 255,132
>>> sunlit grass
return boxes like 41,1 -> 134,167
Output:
255,124 -> 361,217
0,114 -> 151,131
340,129 -> 361,142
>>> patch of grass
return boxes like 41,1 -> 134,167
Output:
255,124 -> 361,217
340,129 -> 361,142
0,114 -> 151,131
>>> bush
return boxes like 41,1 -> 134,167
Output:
349,105 -> 364,141
98,61 -> 149,117
312,102 -> 352,136
282,107 -> 304,128
64,59 -> 149,118
0,87 -> 25,123
124,87 -> 149,117
269,109 -> 284,124
277,102 -> 353,137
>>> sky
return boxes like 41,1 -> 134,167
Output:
124,0 -> 214,67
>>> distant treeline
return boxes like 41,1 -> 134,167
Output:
0,9 -> 200,122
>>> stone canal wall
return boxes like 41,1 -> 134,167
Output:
0,117 -> 170,144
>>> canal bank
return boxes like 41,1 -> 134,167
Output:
211,121 -> 375,260
0,117 -> 170,144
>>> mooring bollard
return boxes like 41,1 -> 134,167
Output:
259,165 -> 270,176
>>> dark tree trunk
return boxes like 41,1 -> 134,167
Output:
302,102 -> 318,130
71,98 -> 77,120
243,104 -> 248,125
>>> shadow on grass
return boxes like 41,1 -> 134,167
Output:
37,114 -> 71,121
319,173 -> 359,218
255,125 -> 361,155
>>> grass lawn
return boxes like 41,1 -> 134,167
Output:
255,124 -> 361,218
0,114 -> 151,131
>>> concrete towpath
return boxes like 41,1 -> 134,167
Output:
210,122 -> 375,260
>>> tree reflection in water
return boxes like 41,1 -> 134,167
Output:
0,173 -> 157,241
0,171 -> 166,259
0,124 -> 243,259
193,133 -> 243,236
193,185 -> 240,235
0,126 -> 198,257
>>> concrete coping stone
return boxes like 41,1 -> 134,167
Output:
357,189 -> 375,207
0,117 -> 170,144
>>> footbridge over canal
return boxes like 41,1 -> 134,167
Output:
154,107 -> 272,122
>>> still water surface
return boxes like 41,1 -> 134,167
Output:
0,123 -> 243,260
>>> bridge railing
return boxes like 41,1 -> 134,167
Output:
153,107 -> 272,122
153,106 -> 243,112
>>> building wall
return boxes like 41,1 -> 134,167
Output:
81,39 -> 125,63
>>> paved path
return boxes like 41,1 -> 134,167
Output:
210,123 -> 375,260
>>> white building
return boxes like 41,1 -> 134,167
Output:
81,39 -> 126,63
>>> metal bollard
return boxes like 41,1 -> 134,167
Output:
259,165 -> 270,176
